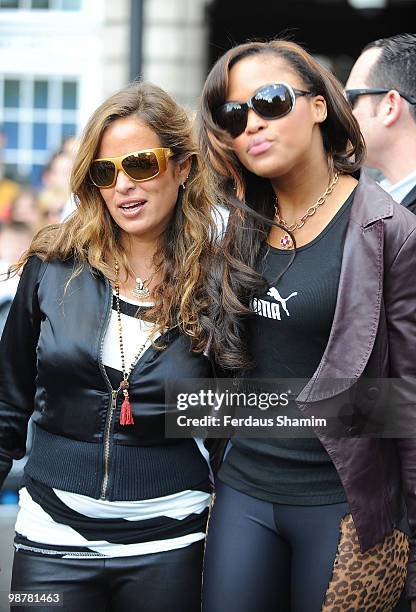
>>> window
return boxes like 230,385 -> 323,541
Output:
3,122 -> 19,149
0,76 -> 79,185
0,1 -> 19,7
61,0 -> 80,9
34,80 -> 48,109
33,123 -> 48,150
31,0 -> 49,8
62,81 -> 77,110
0,0 -> 81,9
62,123 -> 76,139
30,164 -> 44,186
4,80 -> 20,107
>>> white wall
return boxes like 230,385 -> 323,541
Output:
141,0 -> 213,111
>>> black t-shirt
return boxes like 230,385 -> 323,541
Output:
219,190 -> 355,505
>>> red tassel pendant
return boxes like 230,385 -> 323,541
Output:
120,390 -> 134,425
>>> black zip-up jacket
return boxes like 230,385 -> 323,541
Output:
0,256 -> 213,501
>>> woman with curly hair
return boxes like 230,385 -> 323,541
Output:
0,81 -> 216,612
199,39 -> 416,611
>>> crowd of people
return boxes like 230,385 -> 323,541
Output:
0,31 -> 415,612
0,137 -> 78,332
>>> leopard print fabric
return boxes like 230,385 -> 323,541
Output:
322,514 -> 409,611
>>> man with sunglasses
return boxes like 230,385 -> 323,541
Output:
345,33 -> 416,215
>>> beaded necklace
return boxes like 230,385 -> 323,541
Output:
114,259 -> 149,425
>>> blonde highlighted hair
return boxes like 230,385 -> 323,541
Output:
11,81 -> 216,350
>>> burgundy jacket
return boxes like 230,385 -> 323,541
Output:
294,172 -> 416,596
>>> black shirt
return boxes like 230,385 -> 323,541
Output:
219,191 -> 355,505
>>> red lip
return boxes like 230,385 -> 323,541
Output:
247,138 -> 272,156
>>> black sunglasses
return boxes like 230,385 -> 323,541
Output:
345,88 -> 416,109
215,82 -> 314,138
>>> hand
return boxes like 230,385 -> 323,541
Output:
411,599 -> 416,612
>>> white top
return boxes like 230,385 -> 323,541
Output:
14,291 -> 211,559
101,291 -> 159,372
379,169 -> 416,204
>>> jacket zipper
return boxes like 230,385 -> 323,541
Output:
97,281 -> 174,499
98,278 -> 118,500
100,389 -> 119,499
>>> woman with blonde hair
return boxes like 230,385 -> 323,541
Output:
0,81 -> 215,611
199,39 -> 416,611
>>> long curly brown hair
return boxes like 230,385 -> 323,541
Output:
198,39 -> 366,370
10,81 -> 216,351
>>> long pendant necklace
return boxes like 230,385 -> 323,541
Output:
274,172 -> 340,250
114,259 -> 149,425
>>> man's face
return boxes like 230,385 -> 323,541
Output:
346,47 -> 385,170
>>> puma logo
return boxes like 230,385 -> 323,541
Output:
251,287 -> 298,321
267,287 -> 298,316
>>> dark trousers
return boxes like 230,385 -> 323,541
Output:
11,540 -> 204,612
202,480 -> 409,612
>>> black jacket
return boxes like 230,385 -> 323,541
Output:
0,256 -> 213,501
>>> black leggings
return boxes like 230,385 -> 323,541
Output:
202,481 -> 409,612
11,540 -> 204,612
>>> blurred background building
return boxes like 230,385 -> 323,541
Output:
0,0 -> 414,608
0,0 -> 131,186
0,0 -> 414,187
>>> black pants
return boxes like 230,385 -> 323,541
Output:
11,540 -> 204,612
202,481 -> 409,612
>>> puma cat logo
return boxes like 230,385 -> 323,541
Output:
251,287 -> 298,321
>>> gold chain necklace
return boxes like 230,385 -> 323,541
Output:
274,172 -> 340,249
114,259 -> 149,426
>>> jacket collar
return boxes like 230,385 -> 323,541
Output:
349,170 -> 393,227
297,171 -> 392,405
